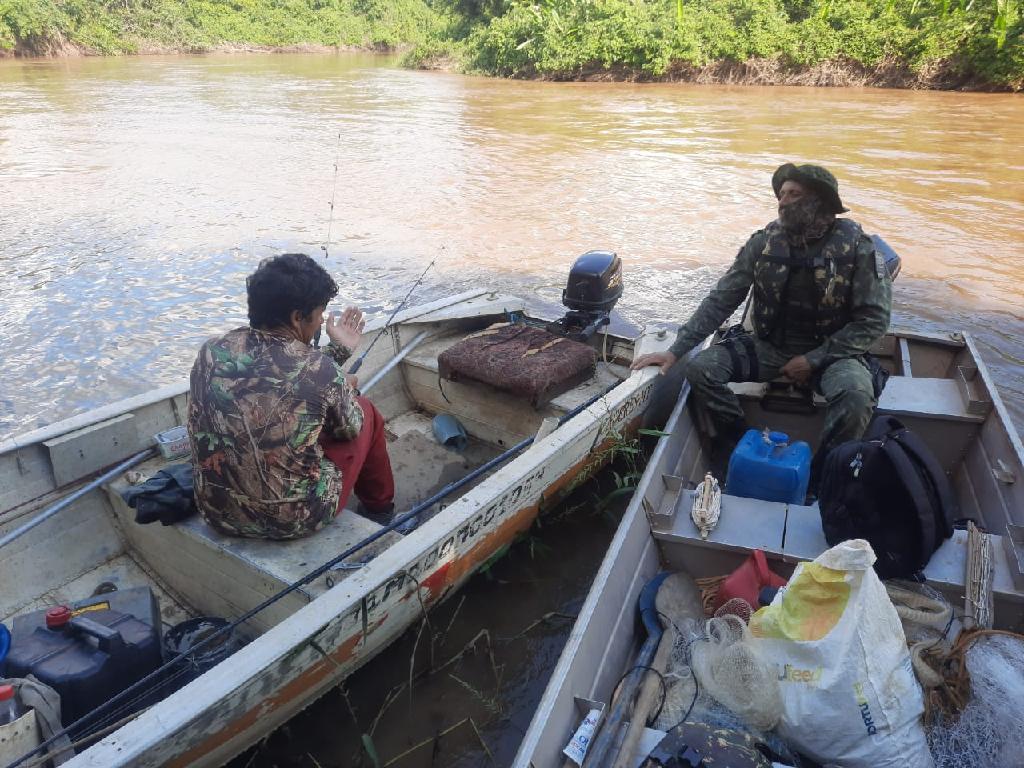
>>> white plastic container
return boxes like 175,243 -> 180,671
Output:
0,684 -> 20,725
155,425 -> 190,459
0,685 -> 40,765
0,709 -> 41,764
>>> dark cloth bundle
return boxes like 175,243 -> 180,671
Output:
438,324 -> 597,406
119,463 -> 197,525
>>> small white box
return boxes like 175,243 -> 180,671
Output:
155,425 -> 190,459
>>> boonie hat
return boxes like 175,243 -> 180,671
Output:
772,163 -> 849,214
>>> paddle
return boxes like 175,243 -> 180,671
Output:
580,571 -> 702,768
610,572 -> 702,768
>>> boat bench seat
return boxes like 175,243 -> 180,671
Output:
103,456 -> 403,633
730,375 -> 988,423
404,333 -> 630,420
437,324 -> 598,407
654,490 -> 1023,611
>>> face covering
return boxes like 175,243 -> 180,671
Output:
778,194 -> 834,244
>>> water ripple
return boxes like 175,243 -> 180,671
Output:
0,55 -> 1021,438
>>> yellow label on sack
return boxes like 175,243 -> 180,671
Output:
750,563 -> 850,641
70,602 -> 110,617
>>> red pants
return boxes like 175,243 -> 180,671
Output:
322,396 -> 395,514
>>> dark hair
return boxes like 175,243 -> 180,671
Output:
246,253 -> 339,329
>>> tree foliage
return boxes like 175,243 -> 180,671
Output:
436,0 -> 1022,88
0,0 -> 443,55
0,0 -> 1019,89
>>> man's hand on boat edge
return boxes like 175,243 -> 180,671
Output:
631,350 -> 678,374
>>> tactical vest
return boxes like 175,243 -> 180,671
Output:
751,218 -> 863,343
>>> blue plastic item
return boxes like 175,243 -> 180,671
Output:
725,429 -> 812,505
0,623 -> 9,676
432,413 -> 468,452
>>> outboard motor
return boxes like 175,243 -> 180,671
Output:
547,250 -> 623,341
870,234 -> 902,280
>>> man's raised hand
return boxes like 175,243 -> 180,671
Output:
326,306 -> 365,352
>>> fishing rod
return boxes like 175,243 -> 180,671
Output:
321,128 -> 342,260
312,128 -> 343,351
347,258 -> 435,375
310,127 -> 437,362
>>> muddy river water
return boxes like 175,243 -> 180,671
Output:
1,53 -> 1022,438
1,51 -> 1022,766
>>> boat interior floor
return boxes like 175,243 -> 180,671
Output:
1,553 -> 191,630
16,409 -> 504,636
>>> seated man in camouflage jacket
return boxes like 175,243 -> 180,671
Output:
188,253 -> 396,540
632,163 -> 892,485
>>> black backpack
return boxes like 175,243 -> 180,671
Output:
818,415 -> 958,579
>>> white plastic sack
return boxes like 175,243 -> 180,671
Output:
749,540 -> 932,768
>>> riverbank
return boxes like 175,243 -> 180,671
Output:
406,0 -> 1022,93
406,49 -> 1005,91
4,0 -> 1020,91
0,40 -> 374,58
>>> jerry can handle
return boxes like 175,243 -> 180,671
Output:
70,616 -> 126,654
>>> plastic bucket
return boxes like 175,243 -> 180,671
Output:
163,618 -> 243,688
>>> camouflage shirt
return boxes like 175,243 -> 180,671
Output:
187,327 -> 363,540
669,218 -> 891,370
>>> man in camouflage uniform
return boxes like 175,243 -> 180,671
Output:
632,164 -> 892,484
188,253 -> 396,540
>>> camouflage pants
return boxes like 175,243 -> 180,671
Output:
646,335 -> 876,461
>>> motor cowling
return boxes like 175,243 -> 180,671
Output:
870,234 -> 901,281
562,250 -> 623,313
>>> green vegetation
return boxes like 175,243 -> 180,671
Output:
1,0 -> 1019,89
0,0 -> 441,55
409,0 -> 1022,89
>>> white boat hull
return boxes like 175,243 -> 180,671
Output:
0,289 -> 670,767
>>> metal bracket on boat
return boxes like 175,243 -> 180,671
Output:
1003,525 -> 1024,591
647,474 -> 684,531
329,556 -> 373,572
992,459 -> 1016,485
324,557 -> 373,588
534,416 -> 560,443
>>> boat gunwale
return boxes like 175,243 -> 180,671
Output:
962,331 -> 1024,466
511,352 -> 696,768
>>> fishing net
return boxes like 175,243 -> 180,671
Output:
653,604 -> 782,733
926,633 -> 1024,768
652,614 -> 797,763
690,613 -> 782,731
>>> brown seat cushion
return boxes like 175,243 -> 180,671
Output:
438,324 -> 597,406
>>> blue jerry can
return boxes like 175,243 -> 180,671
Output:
725,429 -> 811,505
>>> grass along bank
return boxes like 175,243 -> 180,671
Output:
405,0 -> 1023,91
0,0 -> 441,56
